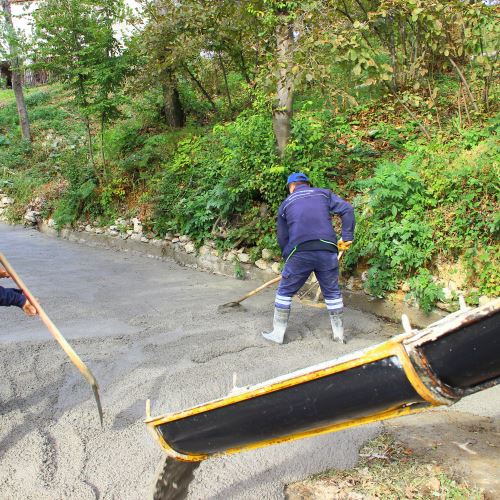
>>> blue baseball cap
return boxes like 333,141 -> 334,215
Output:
287,172 -> 310,185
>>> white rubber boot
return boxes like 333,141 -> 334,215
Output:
329,311 -> 345,343
262,307 -> 290,344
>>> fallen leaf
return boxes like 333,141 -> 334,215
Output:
426,477 -> 441,491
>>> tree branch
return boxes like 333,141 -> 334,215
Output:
182,63 -> 218,114
448,57 -> 479,112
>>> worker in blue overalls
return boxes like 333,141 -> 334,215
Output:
263,172 -> 355,344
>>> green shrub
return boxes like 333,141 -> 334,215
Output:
25,90 -> 52,107
0,136 -> 32,170
52,156 -> 98,226
234,261 -> 245,280
52,178 -> 96,226
29,105 -> 69,124
0,103 -> 19,130
365,266 -> 399,298
0,77 -> 496,311
99,176 -> 127,220
154,111 -> 280,243
464,245 -> 500,299
407,269 -> 444,313
354,157 -> 435,298
103,119 -> 145,160
350,126 -> 499,309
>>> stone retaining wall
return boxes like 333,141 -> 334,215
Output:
38,221 -> 276,283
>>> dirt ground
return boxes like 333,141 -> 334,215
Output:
282,365 -> 500,499
285,430 -> 494,499
385,409 -> 500,497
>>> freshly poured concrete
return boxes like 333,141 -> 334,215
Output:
0,224 -> 497,499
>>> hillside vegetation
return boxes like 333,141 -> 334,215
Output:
0,0 -> 498,311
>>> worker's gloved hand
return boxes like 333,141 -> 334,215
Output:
338,240 -> 352,251
22,300 -> 37,316
0,268 -> 10,279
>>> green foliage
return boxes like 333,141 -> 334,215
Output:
29,105 -> 69,130
365,266 -> 399,298
0,165 -> 48,220
0,102 -> 19,129
464,246 -> 500,300
1,0 -> 498,312
354,158 -> 435,299
407,269 -> 444,313
429,141 -> 498,241
99,176 -> 126,220
285,108 -> 339,190
52,160 -> 98,227
234,261 -> 245,280
154,112 -> 280,243
33,0 -> 129,166
350,124 -> 499,309
34,0 -> 128,115
0,80 -> 98,225
0,135 -> 31,170
24,90 -> 52,107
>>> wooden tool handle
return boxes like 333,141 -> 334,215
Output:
236,251 -> 343,305
236,275 -> 281,304
0,252 -> 103,423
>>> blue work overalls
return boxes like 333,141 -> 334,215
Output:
274,185 -> 355,313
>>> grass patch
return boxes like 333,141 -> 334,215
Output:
286,434 -> 485,499
0,86 -> 54,107
0,88 -> 15,105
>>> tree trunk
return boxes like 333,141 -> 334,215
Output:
85,116 -> 95,168
162,70 -> 185,128
238,48 -> 251,84
218,52 -> 232,111
76,74 -> 95,168
12,67 -> 31,141
272,16 -> 294,158
2,0 -> 31,142
448,57 -> 479,113
100,115 -> 106,168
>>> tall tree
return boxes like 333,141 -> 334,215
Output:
1,0 -> 31,142
138,0 -> 263,124
34,0 -> 128,169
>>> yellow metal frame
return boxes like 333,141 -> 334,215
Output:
146,335 -> 443,462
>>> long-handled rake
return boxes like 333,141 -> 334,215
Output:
218,275 -> 281,311
218,251 -> 344,312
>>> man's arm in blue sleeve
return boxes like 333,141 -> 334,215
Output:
277,205 -> 289,254
329,192 -> 355,241
0,286 -> 27,308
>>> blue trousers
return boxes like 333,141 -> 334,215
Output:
275,251 -> 343,312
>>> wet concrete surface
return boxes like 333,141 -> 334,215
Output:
0,224 -> 497,499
